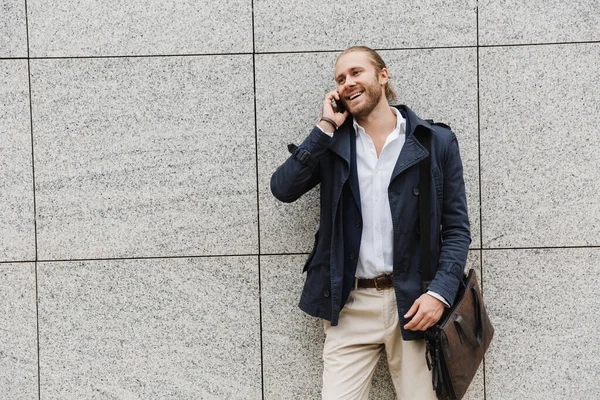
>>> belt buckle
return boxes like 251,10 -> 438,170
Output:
374,273 -> 389,291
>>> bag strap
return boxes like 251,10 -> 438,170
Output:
417,127 -> 433,293
472,284 -> 484,345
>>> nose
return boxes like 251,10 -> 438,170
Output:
340,77 -> 356,95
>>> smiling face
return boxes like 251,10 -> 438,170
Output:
334,50 -> 388,117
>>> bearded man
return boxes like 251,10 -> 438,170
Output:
271,46 -> 471,400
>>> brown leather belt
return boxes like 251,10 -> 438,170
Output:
354,273 -> 394,290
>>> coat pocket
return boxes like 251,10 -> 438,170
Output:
303,229 -> 320,273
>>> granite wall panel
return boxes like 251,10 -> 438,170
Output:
0,262 -> 38,399
254,0 -> 477,52
480,43 -> 600,248
30,55 -> 258,260
479,0 -> 600,45
260,254 -> 326,399
483,248 -> 600,399
26,0 -> 253,57
0,60 -> 35,262
38,256 -> 261,399
0,0 -> 27,58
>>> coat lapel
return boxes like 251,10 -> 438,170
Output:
330,105 -> 432,207
348,129 -> 361,212
328,122 -> 351,164
390,106 -> 430,183
329,121 -> 361,212
390,134 -> 428,182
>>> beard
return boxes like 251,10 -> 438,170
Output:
347,78 -> 383,118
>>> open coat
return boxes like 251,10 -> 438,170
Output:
270,105 -> 471,340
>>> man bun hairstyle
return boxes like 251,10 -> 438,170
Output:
336,46 -> 398,103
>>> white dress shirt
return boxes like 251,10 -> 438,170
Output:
317,107 -> 449,306
353,107 -> 405,279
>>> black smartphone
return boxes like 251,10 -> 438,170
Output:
333,97 -> 346,113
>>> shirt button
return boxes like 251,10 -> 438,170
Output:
413,187 -> 420,196
323,289 -> 330,298
350,252 -> 356,260
377,252 -> 381,257
355,220 -> 362,228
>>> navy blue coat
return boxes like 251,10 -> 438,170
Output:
270,105 -> 471,340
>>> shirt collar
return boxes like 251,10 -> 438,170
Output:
352,107 -> 406,137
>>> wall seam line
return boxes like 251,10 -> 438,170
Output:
476,2 -> 487,399
23,0 -> 41,398
250,1 -> 265,399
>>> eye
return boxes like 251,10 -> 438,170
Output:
337,78 -> 345,85
353,70 -> 360,76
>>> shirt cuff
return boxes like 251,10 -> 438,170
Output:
426,291 -> 450,308
315,124 -> 334,137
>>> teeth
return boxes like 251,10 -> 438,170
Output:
350,92 -> 363,100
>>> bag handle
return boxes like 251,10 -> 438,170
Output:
453,316 -> 479,348
452,285 -> 485,349
472,284 -> 484,346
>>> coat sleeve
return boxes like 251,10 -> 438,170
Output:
270,126 -> 333,203
427,131 -> 471,305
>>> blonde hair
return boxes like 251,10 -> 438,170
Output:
336,46 -> 397,103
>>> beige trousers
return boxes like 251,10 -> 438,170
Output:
322,287 -> 437,400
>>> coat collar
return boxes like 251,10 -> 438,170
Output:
328,104 -> 433,177
325,104 -> 433,212
390,105 -> 431,182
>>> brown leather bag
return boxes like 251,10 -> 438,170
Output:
417,125 -> 494,400
423,270 -> 494,399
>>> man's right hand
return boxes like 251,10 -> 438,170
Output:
318,90 -> 349,133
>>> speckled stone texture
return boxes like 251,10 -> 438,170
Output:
0,60 -> 35,262
258,48 -> 480,254
480,44 -> 600,248
256,52 -> 336,254
482,248 -> 600,399
260,251 -> 482,399
479,0 -> 600,45
0,263 -> 38,399
253,0 -> 477,52
0,0 -> 27,57
38,256 -> 261,399
260,254 -> 325,399
30,56 -> 258,260
26,0 -> 253,57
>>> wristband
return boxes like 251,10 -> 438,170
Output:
319,117 -> 338,131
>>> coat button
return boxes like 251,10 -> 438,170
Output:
355,220 -> 361,228
350,252 -> 356,260
413,187 -> 420,196
323,289 -> 330,298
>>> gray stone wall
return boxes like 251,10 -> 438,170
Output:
1,1 -> 598,399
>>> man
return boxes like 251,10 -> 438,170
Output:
271,46 -> 470,399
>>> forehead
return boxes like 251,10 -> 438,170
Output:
334,51 -> 374,78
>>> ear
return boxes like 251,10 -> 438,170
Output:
379,67 -> 389,85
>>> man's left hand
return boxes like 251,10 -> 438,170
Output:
403,294 -> 445,331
